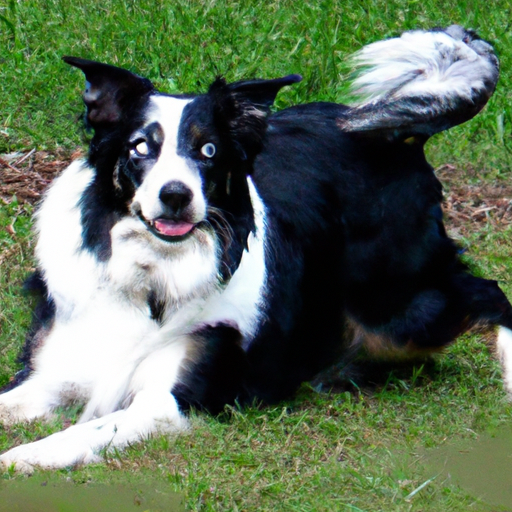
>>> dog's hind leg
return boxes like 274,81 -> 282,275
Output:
496,327 -> 512,396
455,275 -> 512,397
348,273 -> 512,363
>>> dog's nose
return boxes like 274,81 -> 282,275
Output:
159,181 -> 193,215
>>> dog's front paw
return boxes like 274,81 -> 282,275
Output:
0,444 -> 48,474
0,453 -> 36,475
0,403 -> 52,426
0,432 -> 102,473
0,386 -> 55,426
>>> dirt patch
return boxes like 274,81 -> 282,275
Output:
437,164 -> 512,239
0,149 -> 82,205
1,151 -> 511,236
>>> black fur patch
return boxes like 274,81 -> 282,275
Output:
1,271 -> 55,392
173,324 -> 248,414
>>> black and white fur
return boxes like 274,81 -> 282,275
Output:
2,26 -> 512,472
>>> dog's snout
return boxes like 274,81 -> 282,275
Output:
159,181 -> 193,215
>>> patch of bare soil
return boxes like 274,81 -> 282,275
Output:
1,151 -> 511,237
437,164 -> 512,239
0,149 -> 82,205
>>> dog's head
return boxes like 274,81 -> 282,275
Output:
64,57 -> 300,277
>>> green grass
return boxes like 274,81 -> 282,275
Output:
0,199 -> 34,388
1,1 -> 512,510
1,0 -> 512,173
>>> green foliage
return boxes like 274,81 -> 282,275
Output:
0,0 -> 511,175
1,1 -> 512,510
0,199 -> 34,387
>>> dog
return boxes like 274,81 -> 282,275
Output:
1,25 -> 512,472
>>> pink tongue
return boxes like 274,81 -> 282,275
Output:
154,219 -> 194,237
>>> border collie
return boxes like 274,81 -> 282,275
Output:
1,25 -> 512,472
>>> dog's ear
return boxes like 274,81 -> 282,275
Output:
63,57 -> 154,128
209,74 -> 302,159
225,74 -> 302,112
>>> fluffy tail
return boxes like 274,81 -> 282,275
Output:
339,25 -> 499,139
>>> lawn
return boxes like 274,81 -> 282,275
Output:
1,0 -> 512,510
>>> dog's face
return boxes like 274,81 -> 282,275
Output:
120,96 -> 206,243
64,57 -> 300,266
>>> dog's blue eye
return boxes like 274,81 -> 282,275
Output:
201,143 -> 216,158
130,141 -> 149,157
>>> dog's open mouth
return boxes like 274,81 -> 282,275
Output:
146,217 -> 197,242
154,218 -> 194,237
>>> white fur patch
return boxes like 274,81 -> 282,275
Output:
106,216 -> 219,305
0,379 -> 56,424
497,327 -> 512,396
35,160 -> 101,318
201,177 -> 268,341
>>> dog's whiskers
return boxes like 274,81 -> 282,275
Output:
206,206 -> 235,252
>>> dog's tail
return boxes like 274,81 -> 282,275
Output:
339,25 -> 499,139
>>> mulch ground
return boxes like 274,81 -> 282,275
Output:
437,164 -> 512,238
0,149 -> 83,206
1,150 -> 511,237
